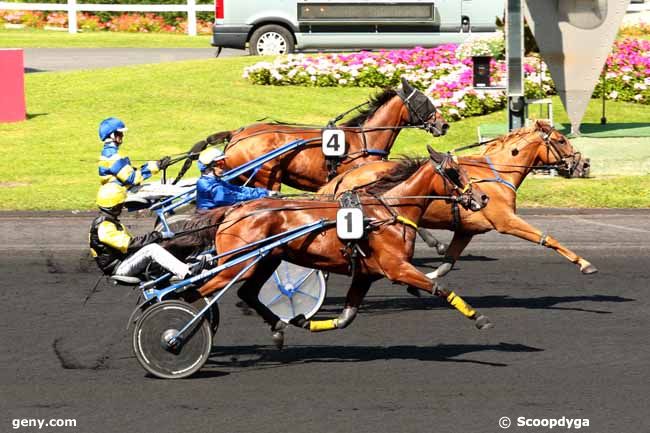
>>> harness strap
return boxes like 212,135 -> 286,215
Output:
451,200 -> 461,231
396,215 -> 418,230
365,149 -> 390,156
480,155 -> 518,192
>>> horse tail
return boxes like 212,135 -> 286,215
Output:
161,207 -> 230,257
206,130 -> 232,146
172,130 -> 233,185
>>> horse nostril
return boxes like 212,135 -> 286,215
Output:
441,123 -> 450,132
481,194 -> 489,204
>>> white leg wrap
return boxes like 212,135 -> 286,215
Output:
425,262 -> 453,280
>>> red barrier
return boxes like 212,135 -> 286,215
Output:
0,49 -> 26,123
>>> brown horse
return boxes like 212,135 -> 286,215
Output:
193,147 -> 489,346
319,121 -> 597,279
174,78 -> 448,191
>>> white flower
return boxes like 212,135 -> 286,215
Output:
634,94 -> 644,101
448,108 -> 460,116
622,75 -> 632,82
457,100 -> 467,110
635,82 -> 648,90
310,75 -> 316,82
606,72 -> 617,79
645,77 -> 650,85
338,78 -> 348,85
609,90 -> 618,99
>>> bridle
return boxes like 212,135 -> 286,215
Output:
537,126 -> 583,174
397,87 -> 446,136
432,153 -> 475,201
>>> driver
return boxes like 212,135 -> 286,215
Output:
97,117 -> 171,188
195,148 -> 272,211
89,183 -> 204,280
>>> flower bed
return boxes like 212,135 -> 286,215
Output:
244,37 -> 649,121
593,38 -> 650,104
243,37 -> 552,120
0,10 -> 213,34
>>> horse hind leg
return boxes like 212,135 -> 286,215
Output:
235,257 -> 287,348
290,275 -> 373,333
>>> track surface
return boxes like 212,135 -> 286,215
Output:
1,210 -> 649,433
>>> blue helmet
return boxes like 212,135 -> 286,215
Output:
99,117 -> 127,141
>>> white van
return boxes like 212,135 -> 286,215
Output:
212,0 -> 505,55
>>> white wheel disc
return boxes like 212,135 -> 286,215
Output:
257,32 -> 288,55
258,261 -> 327,322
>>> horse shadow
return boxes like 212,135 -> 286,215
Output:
204,342 -> 544,370
413,255 -> 498,267
318,294 -> 635,315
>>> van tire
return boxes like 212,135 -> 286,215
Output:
249,25 -> 294,56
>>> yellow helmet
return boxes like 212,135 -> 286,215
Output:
96,183 -> 127,208
198,147 -> 226,166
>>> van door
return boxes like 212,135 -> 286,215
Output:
297,0 -> 468,49
461,0 -> 501,32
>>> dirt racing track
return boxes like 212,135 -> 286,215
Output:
1,209 -> 649,433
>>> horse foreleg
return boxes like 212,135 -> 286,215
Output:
492,213 -> 598,274
384,261 -> 492,329
425,232 -> 474,279
291,275 -> 373,332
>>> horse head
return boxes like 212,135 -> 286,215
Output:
532,121 -> 587,175
399,77 -> 449,137
427,145 -> 488,212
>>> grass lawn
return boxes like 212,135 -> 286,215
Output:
0,28 -> 212,48
1,55 -> 649,210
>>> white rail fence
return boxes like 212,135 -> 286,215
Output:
0,0 -> 213,35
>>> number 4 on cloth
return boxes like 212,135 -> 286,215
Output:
337,208 -> 364,240
322,129 -> 346,157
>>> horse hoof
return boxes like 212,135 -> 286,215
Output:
581,264 -> 598,275
474,315 -> 493,330
406,286 -> 422,298
271,331 -> 284,350
271,321 -> 287,349
436,243 -> 448,256
235,300 -> 253,316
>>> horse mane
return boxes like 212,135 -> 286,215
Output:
360,156 -> 427,195
478,121 -> 550,155
341,89 -> 398,126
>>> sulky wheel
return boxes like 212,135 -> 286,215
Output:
189,295 -> 220,335
258,261 -> 327,323
132,300 -> 212,379
154,213 -> 192,234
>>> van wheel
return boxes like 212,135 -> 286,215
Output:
250,25 -> 294,56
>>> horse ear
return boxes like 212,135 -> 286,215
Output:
401,77 -> 413,93
427,145 -> 444,163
